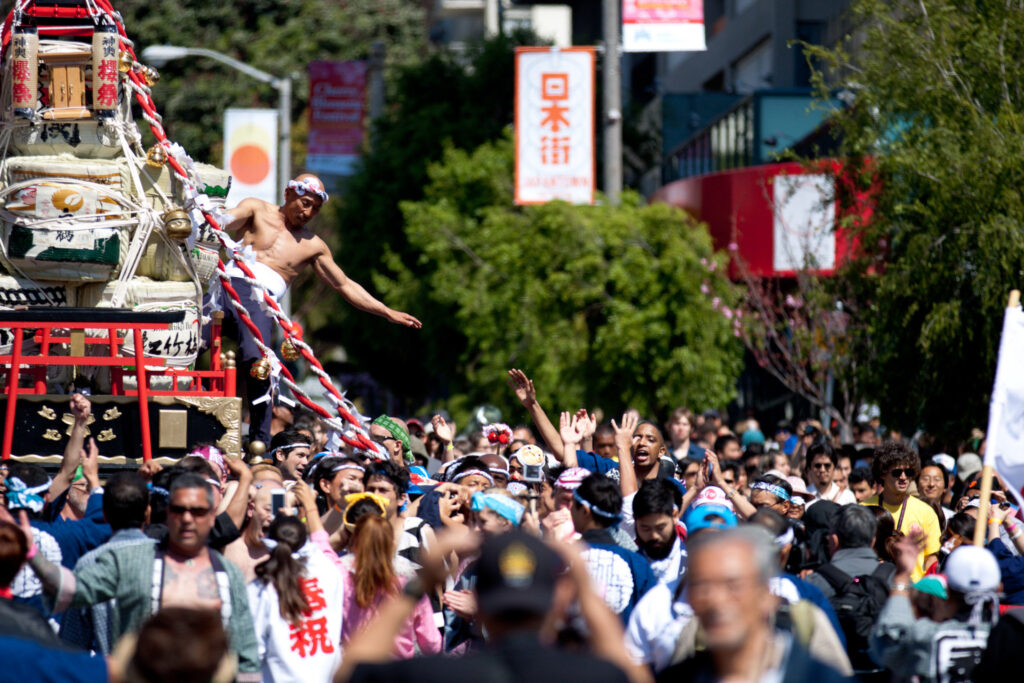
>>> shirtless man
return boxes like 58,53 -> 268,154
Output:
23,472 -> 260,679
217,173 -> 422,445
222,483 -> 275,582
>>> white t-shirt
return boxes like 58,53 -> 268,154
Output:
625,581 -> 693,671
248,543 -> 343,683
807,481 -> 857,506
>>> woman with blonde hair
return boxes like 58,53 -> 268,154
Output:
339,493 -> 441,658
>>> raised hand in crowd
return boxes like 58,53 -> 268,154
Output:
575,408 -> 598,451
507,368 -> 563,455
431,414 -> 456,461
612,411 -> 639,495
49,392 -> 93,501
559,411 -> 585,467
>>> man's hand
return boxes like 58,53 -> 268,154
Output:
431,415 -> 455,443
892,527 -> 927,576
559,411 -> 584,446
292,481 -> 318,519
575,409 -> 597,440
224,454 -> 251,482
387,309 -> 422,329
442,590 -> 477,621
137,460 -> 163,482
69,393 -> 91,423
507,369 -> 537,407
611,411 -> 638,454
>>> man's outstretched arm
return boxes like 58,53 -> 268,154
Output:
313,246 -> 421,328
222,198 -> 261,237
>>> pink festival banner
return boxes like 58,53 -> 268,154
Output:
307,60 -> 367,176
622,0 -> 706,52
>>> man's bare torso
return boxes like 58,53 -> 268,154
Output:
231,198 -> 325,285
161,552 -> 223,612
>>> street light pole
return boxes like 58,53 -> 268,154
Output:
140,45 -> 292,315
602,0 -> 622,205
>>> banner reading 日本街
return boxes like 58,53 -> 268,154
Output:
623,0 -> 706,53
514,47 -> 595,205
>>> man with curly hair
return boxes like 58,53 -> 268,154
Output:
860,441 -> 940,580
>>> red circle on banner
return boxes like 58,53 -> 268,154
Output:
230,144 -> 271,185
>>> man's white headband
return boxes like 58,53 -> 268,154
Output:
288,178 -> 329,203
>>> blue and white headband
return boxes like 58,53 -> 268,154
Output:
573,489 -> 621,522
472,491 -> 525,526
287,178 -> 329,203
5,476 -> 49,513
331,463 -> 365,475
750,481 -> 790,502
450,469 -> 495,487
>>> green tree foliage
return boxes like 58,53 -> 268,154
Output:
303,31 -> 544,404
806,0 -> 1024,437
378,132 -> 744,419
114,0 -> 427,162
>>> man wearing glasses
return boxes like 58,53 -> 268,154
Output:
804,441 -> 856,507
20,472 -> 261,681
860,441 -> 941,580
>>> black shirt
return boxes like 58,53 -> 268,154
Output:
350,632 -> 629,683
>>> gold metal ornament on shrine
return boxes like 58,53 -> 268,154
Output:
146,144 -> 167,168
250,357 -> 271,380
162,206 -> 192,241
141,65 -> 160,86
280,338 -> 300,361
118,51 -> 134,74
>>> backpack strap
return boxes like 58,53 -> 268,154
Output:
871,562 -> 897,585
815,563 -> 855,593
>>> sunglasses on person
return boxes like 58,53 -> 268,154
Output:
372,434 -> 398,446
811,462 -> 833,470
168,504 -> 212,517
887,467 -> 914,478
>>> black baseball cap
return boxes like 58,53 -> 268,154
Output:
475,530 -> 564,617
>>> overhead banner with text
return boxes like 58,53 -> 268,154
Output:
623,0 -> 706,52
514,47 -> 595,205
307,60 -> 367,177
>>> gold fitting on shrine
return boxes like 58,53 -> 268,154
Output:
249,357 -> 271,381
248,440 -> 267,457
280,338 -> 300,362
141,65 -> 160,86
117,51 -> 134,74
162,206 -> 192,241
224,350 -> 236,369
146,144 -> 167,168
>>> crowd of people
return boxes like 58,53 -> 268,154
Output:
1,369 -> 1022,683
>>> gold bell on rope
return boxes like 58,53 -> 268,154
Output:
146,144 -> 167,168
162,207 -> 192,241
141,65 -> 160,86
250,357 -> 272,381
118,51 -> 134,74
280,338 -> 300,361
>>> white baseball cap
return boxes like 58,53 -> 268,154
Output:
944,545 -> 1001,594
693,485 -> 734,511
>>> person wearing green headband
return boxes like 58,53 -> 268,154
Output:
370,416 -> 414,465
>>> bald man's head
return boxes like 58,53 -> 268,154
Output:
283,174 -> 328,227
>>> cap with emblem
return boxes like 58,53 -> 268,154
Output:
474,530 -> 564,617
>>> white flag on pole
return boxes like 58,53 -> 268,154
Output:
985,300 -> 1024,505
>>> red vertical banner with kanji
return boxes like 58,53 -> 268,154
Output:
514,47 -> 595,205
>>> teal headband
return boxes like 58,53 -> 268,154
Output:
472,491 -> 525,526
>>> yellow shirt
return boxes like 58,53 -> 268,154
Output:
861,494 -> 941,581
